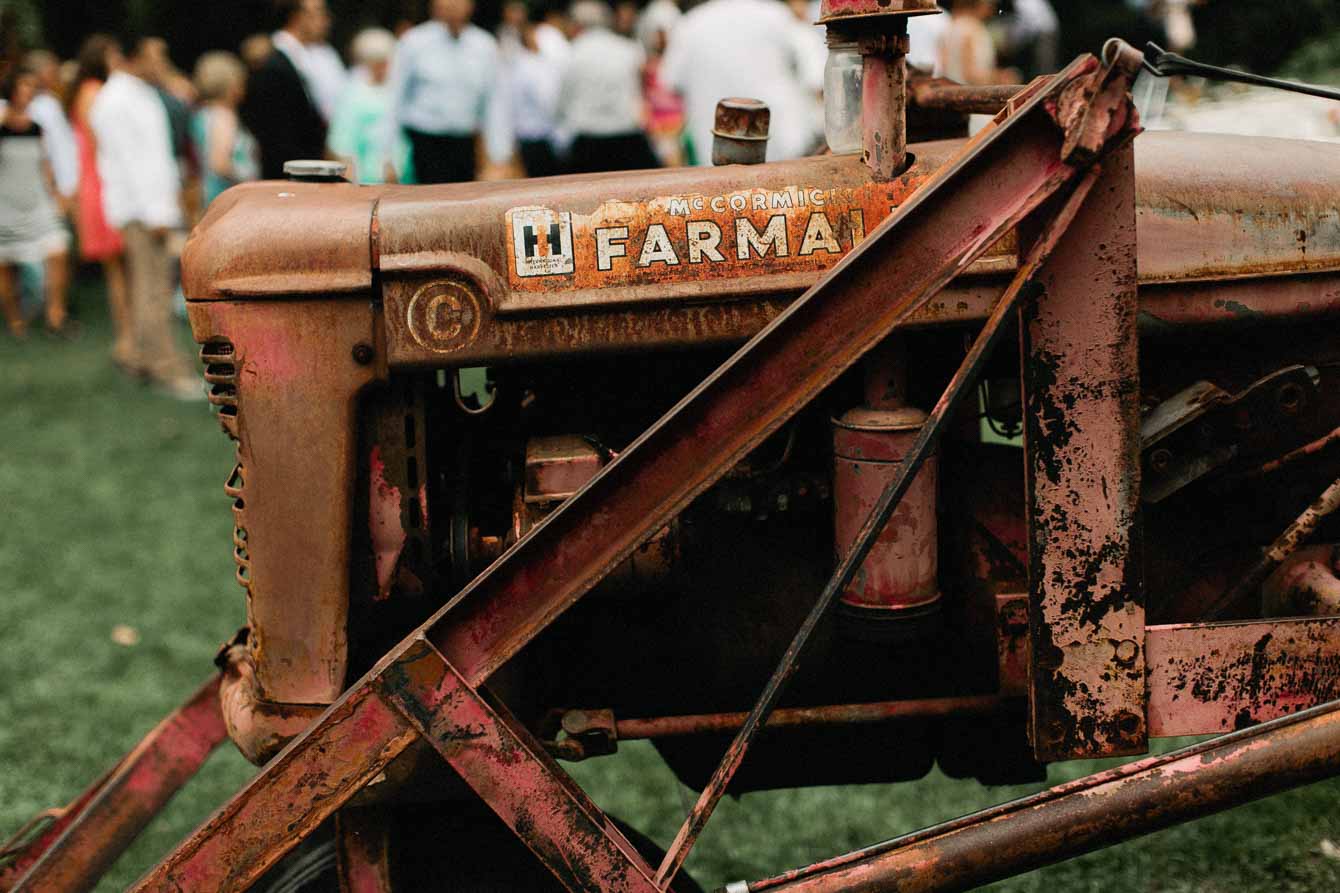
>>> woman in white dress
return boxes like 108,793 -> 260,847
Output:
0,66 -> 71,338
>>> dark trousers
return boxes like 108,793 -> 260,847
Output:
518,139 -> 561,179
566,133 -> 660,175
405,129 -> 476,184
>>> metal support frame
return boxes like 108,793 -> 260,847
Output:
122,48 -> 1142,893
4,678 -> 227,893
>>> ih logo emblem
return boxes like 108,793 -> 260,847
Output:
510,207 -> 575,278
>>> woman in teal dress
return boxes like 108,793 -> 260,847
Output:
191,52 -> 259,207
327,29 -> 412,185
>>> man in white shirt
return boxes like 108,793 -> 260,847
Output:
298,0 -> 349,128
1007,0 -> 1058,76
557,0 -> 659,174
388,0 -> 513,183
506,13 -> 566,177
662,0 -> 821,164
90,36 -> 194,397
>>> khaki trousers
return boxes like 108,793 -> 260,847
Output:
122,223 -> 190,381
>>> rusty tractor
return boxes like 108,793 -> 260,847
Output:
6,4 -> 1340,891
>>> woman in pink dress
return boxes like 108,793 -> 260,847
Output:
68,35 -> 131,365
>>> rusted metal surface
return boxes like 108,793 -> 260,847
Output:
712,98 -> 771,166
182,180 -> 374,299
1021,141 -> 1146,761
130,683 -> 419,892
1125,129 -> 1340,284
606,696 -> 1011,741
859,36 -> 909,180
832,345 -> 939,615
911,79 -> 1025,115
1135,132 -> 1340,284
188,300 -> 383,706
745,697 -> 1340,893
216,636 -> 326,764
1262,545 -> 1340,617
375,153 -> 952,321
10,677 -> 227,893
816,0 -> 939,24
1146,618 -> 1340,737
375,639 -> 664,893
1138,272 -> 1340,329
336,808 -> 393,893
655,157 -> 1111,886
375,266 -> 1340,368
1053,39 -> 1143,166
832,422 -> 937,614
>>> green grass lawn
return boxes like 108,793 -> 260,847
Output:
3,284 -> 1340,891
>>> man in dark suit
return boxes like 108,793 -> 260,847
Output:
241,0 -> 330,179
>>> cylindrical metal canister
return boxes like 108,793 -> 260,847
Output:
832,403 -> 940,635
712,97 -> 771,166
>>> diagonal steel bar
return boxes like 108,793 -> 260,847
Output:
654,164 -> 1106,887
138,49 -> 1141,893
375,638 -> 665,893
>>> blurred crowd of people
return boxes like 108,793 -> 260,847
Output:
0,0 -> 1087,396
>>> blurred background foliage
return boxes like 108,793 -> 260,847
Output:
8,0 -> 1340,78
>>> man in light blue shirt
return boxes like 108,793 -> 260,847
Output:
388,0 -> 513,183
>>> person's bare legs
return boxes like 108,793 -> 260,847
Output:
104,254 -> 132,363
43,251 -> 70,332
0,263 -> 25,337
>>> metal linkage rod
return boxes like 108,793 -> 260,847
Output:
1144,42 -> 1340,103
654,166 -> 1106,888
614,695 -> 1010,741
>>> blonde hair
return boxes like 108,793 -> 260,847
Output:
194,51 -> 246,102
351,28 -> 396,67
